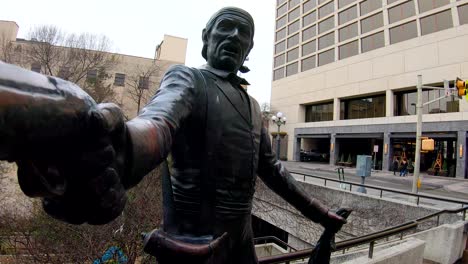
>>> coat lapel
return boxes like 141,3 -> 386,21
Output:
214,78 -> 251,125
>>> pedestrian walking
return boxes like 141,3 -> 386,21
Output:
392,157 -> 399,176
400,158 -> 408,177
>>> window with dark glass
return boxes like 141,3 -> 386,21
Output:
303,11 -> 317,27
361,12 -> 383,34
286,62 -> 298,76
338,0 -> 355,9
302,40 -> 316,56
273,67 -> 285,80
277,3 -> 288,18
339,40 -> 358,59
420,10 -> 453,36
305,102 -> 334,122
394,88 -> 459,116
339,22 -> 358,41
289,7 -> 300,22
388,1 -> 415,24
275,40 -> 286,54
319,16 -> 335,33
287,34 -> 300,48
319,32 -> 334,50
459,4 -> 468,25
303,0 -> 317,13
418,0 -> 449,13
318,48 -> 335,66
276,28 -> 286,41
31,62 -> 41,73
319,1 -> 334,18
288,20 -> 300,34
390,20 -> 418,44
138,76 -> 149,89
114,73 -> 125,86
340,94 -> 386,120
302,56 -> 316,71
274,53 -> 285,67
87,69 -> 97,81
276,16 -> 287,29
339,5 -> 357,25
360,0 -> 381,16
287,47 -> 299,62
303,25 -> 317,41
361,31 -> 385,52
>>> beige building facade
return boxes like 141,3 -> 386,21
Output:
0,20 -> 187,119
272,0 -> 468,178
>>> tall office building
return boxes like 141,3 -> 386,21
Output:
271,0 -> 468,178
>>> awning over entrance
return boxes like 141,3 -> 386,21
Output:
297,134 -> 331,138
389,132 -> 457,139
335,133 -> 383,139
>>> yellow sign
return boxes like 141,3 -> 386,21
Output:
417,178 -> 421,189
422,138 -> 434,151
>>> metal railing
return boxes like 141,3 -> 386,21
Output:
258,206 -> 468,264
254,236 -> 298,252
290,170 -> 468,210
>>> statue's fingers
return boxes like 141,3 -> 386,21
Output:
88,103 -> 125,136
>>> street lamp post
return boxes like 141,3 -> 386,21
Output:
271,112 -> 287,160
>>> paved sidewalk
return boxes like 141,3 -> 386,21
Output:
283,161 -> 468,196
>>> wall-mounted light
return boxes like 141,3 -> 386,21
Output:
460,144 -> 464,158
330,143 -> 334,152
384,143 -> 388,155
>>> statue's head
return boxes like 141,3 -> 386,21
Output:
202,7 -> 255,73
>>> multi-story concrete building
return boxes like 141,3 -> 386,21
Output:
0,20 -> 187,118
271,0 -> 468,178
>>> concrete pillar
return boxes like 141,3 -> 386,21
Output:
456,131 -> 466,179
383,133 -> 391,171
294,136 -> 301,161
330,133 -> 337,165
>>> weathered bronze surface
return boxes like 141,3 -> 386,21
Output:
1,6 -> 346,264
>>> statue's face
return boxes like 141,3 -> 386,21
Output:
204,15 -> 253,73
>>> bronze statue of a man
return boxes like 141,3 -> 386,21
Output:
4,7 -> 345,264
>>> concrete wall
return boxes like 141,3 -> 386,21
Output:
156,35 -> 187,64
252,179 -> 461,245
0,21 -> 19,42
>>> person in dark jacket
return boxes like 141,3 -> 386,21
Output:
12,7 -> 346,264
400,158 -> 408,177
392,157 -> 399,175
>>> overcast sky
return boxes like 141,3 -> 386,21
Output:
1,0 -> 276,105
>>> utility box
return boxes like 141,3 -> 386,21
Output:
356,155 -> 372,177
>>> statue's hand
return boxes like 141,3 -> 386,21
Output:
320,210 -> 347,234
16,103 -> 128,225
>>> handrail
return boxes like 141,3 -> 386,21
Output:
289,170 -> 468,207
258,206 -> 468,264
253,236 -> 298,252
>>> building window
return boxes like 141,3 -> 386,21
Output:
31,62 -> 41,73
277,3 -> 288,18
319,16 -> 335,33
287,47 -> 299,62
339,40 -> 358,59
305,102 -> 334,122
319,1 -> 335,18
388,1 -> 416,24
361,12 -> 383,34
286,62 -> 298,76
114,73 -> 126,86
289,7 -> 300,22
302,56 -> 316,71
394,88 -> 459,116
138,76 -> 149,89
339,22 -> 358,42
338,0 -> 356,9
303,0 -> 317,13
360,0 -> 381,16
361,31 -> 385,52
58,67 -> 70,79
289,0 -> 301,9
303,11 -> 317,27
318,48 -> 335,66
340,94 -> 386,120
274,54 -> 286,67
287,34 -> 300,48
275,40 -> 286,54
302,40 -> 316,56
276,28 -> 287,41
339,5 -> 357,25
276,16 -> 287,29
459,4 -> 468,25
277,0 -> 286,6
319,32 -> 334,50
390,20 -> 417,44
387,0 -> 399,4
87,69 -> 98,81
418,0 -> 449,14
420,10 -> 453,36
318,0 -> 331,4
303,25 -> 317,41
273,67 -> 285,80
288,20 -> 300,35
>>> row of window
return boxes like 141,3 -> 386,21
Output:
304,89 -> 459,122
29,63 -> 150,89
273,3 -> 468,80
